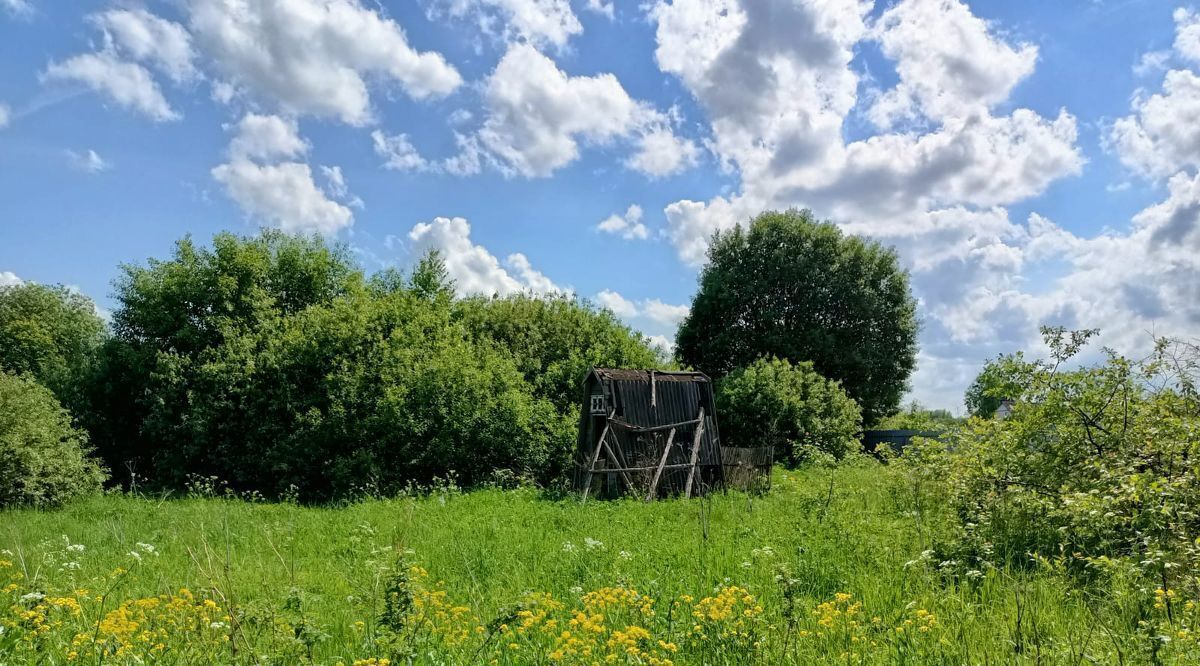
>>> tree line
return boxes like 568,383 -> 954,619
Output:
1,210 -> 922,505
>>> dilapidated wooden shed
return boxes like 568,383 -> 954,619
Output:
575,368 -> 724,500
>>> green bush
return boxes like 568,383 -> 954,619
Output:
716,357 -> 862,464
87,231 -> 365,488
455,294 -> 664,483
0,282 -> 106,411
0,372 -> 106,507
140,289 -> 562,499
90,235 -> 621,499
455,294 -> 663,417
903,328 -> 1200,590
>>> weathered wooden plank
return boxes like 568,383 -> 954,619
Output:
608,417 -> 701,434
644,427 -> 677,502
683,407 -> 706,498
580,422 -> 610,501
600,431 -> 636,489
600,463 -> 693,473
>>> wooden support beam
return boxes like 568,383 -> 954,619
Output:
580,422 -> 609,501
608,418 -> 701,434
600,463 -> 693,473
683,407 -> 706,498
599,431 -> 635,489
644,427 -> 677,502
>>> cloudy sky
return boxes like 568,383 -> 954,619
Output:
2,0 -> 1198,411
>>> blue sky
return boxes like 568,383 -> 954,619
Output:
3,0 -> 1200,411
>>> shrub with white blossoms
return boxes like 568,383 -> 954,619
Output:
901,328 -> 1200,597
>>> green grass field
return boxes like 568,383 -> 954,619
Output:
1,463 -> 1190,664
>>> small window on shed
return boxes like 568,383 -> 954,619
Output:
589,393 -> 607,415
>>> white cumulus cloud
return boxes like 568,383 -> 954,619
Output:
1175,7 -> 1200,64
474,43 -> 696,178
868,0 -> 1037,127
212,113 -> 354,234
372,130 -> 429,172
212,161 -> 354,234
1110,68 -> 1200,180
93,8 -> 198,83
227,113 -> 309,161
188,0 -> 462,125
649,0 -> 1090,409
43,51 -> 180,121
597,204 -> 649,240
584,0 -> 614,20
596,289 -> 638,317
426,0 -> 582,50
406,216 -> 564,296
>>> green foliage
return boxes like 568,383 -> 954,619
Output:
0,372 -> 106,507
716,357 -> 862,464
963,356 -> 1020,418
676,209 -> 918,424
111,230 -> 362,351
407,249 -> 456,302
874,401 -> 962,431
88,231 -> 364,488
167,289 -> 558,498
456,293 -> 662,417
905,328 -> 1200,594
455,295 -> 662,485
85,231 -> 660,498
0,282 -> 106,409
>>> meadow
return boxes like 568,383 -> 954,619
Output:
4,463 -> 1193,665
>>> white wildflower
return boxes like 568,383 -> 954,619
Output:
562,542 -> 577,553
19,592 -> 45,603
584,537 -> 604,551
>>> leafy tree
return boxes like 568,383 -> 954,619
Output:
455,294 -> 662,418
0,372 -> 107,507
408,249 -> 456,302
139,288 -> 559,499
676,209 -> 918,424
87,230 -> 670,497
90,231 -> 364,485
0,282 -> 106,408
716,357 -> 862,464
111,230 -> 362,352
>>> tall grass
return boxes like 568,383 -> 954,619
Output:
1,463 -> 1193,664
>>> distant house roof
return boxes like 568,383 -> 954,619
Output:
995,399 -> 1016,420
